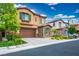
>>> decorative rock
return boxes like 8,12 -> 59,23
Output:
2,38 -> 7,41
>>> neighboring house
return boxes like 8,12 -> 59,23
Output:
74,24 -> 79,31
72,24 -> 79,34
38,24 -> 52,37
16,7 -> 47,38
48,19 -> 69,36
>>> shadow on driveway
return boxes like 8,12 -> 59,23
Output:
2,40 -> 79,56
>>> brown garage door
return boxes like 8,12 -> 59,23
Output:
20,28 -> 36,38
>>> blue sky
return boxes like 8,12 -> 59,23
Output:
16,3 -> 79,23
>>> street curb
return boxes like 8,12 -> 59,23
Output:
0,39 -> 79,55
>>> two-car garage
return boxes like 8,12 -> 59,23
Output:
20,28 -> 36,38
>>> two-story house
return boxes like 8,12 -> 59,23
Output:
48,19 -> 69,36
17,7 -> 47,37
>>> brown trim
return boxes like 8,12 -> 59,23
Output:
56,27 -> 68,30
38,24 -> 52,28
20,22 -> 37,26
17,7 -> 47,18
19,12 -> 31,22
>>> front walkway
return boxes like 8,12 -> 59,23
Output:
0,38 -> 79,55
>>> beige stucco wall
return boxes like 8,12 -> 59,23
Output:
17,8 -> 45,26
16,8 -> 46,37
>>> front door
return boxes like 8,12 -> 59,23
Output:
0,31 -> 5,41
2,31 -> 5,37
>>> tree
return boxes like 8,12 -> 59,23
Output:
0,3 -> 20,41
68,25 -> 77,34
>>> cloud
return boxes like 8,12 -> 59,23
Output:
51,7 -> 56,10
46,18 -> 53,23
53,14 -> 64,18
14,4 -> 26,8
62,15 -> 68,18
48,3 -> 58,6
69,15 -> 75,18
53,14 -> 75,19
46,3 -> 58,11
40,14 -> 47,17
55,14 -> 63,17
47,3 -> 58,10
74,9 -> 79,13
46,14 -> 78,24
52,14 -> 79,24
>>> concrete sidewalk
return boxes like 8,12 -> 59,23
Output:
0,38 -> 79,55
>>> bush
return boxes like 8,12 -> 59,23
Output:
14,38 -> 26,45
0,34 -> 26,47
51,35 -> 70,40
6,34 -> 13,41
0,39 -> 26,47
0,41 -> 7,47
6,34 -> 21,41
6,41 -> 15,46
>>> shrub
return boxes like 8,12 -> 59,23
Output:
0,41 -> 7,47
0,34 -> 26,47
0,39 -> 26,47
6,34 -> 21,41
51,35 -> 70,40
6,41 -> 15,46
6,34 -> 13,41
14,38 -> 26,45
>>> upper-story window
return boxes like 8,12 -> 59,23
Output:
35,17 -> 37,22
65,24 -> 68,27
40,18 -> 45,24
20,12 -> 31,21
53,22 -> 55,26
59,22 -> 61,27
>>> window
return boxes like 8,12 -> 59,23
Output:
65,24 -> 68,27
59,22 -> 61,27
40,18 -> 45,24
53,22 -> 55,26
45,28 -> 50,35
35,17 -> 37,22
20,12 -> 31,21
64,30 -> 68,35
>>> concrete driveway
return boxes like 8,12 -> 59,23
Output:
23,38 -> 62,46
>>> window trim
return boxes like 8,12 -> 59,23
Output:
59,22 -> 61,27
53,22 -> 55,26
40,18 -> 45,24
20,12 -> 31,22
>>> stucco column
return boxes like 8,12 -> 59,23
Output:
36,28 -> 38,37
43,27 -> 45,38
